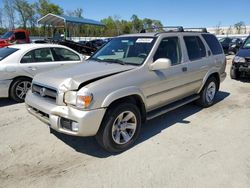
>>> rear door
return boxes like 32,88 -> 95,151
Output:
182,35 -> 210,93
20,48 -> 64,76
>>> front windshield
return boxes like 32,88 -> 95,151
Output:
0,31 -> 14,39
242,37 -> 250,49
90,37 -> 156,66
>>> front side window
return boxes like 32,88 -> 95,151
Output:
184,36 -> 206,61
90,37 -> 156,66
21,48 -> 54,63
0,47 -> 18,61
153,37 -> 182,65
202,34 -> 223,55
51,48 -> 80,61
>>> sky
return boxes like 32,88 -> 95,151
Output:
0,0 -> 250,27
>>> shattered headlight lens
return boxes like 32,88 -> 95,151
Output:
234,56 -> 246,63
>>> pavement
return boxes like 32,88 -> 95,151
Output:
0,55 -> 250,188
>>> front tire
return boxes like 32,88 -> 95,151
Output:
9,78 -> 32,103
196,77 -> 218,107
96,103 -> 141,153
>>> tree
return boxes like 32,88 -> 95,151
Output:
0,8 -> 3,28
215,22 -> 222,35
13,0 -> 34,29
234,21 -> 245,34
67,8 -> 83,18
131,14 -> 143,32
35,0 -> 63,17
3,0 -> 15,29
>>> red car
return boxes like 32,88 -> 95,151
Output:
0,29 -> 30,48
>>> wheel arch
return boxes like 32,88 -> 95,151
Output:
198,71 -> 220,93
9,76 -> 32,96
102,87 -> 147,123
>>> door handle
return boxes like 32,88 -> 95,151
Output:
28,67 -> 37,71
182,67 -> 187,72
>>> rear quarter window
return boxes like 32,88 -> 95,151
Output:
202,34 -> 223,55
0,47 -> 18,61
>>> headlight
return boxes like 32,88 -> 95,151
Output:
234,56 -> 246,63
231,44 -> 236,48
64,91 -> 93,109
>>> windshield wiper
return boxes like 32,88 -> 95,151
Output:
102,59 -> 126,65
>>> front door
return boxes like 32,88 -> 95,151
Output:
143,37 -> 191,111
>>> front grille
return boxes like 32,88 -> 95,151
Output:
32,83 -> 57,100
245,58 -> 250,63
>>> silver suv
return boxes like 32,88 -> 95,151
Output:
25,27 -> 226,152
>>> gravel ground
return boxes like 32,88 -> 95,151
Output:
0,56 -> 250,188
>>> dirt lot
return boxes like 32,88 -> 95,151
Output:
0,56 -> 250,188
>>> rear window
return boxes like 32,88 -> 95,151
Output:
202,34 -> 223,55
0,47 -> 18,61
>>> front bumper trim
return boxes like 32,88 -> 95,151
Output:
25,91 -> 106,137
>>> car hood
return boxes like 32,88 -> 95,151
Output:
33,60 -> 136,92
236,48 -> 250,58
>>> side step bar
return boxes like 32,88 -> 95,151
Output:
146,95 -> 200,120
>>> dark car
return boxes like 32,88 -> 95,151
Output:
85,38 -> 111,49
219,37 -> 242,54
228,38 -> 243,54
230,36 -> 250,79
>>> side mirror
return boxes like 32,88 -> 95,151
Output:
150,58 -> 172,71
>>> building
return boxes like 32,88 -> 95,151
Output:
207,26 -> 250,35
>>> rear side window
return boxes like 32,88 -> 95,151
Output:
0,47 -> 18,61
184,36 -> 206,61
202,34 -> 223,55
15,32 -> 26,40
21,48 -> 54,63
51,48 -> 80,61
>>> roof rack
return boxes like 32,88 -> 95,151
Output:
184,28 -> 208,33
139,26 -> 208,35
140,26 -> 184,33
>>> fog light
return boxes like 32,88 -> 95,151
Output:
72,122 -> 79,132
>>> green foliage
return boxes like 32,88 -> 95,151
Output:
35,0 -> 63,17
0,1 -> 163,37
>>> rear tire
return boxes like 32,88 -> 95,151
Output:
196,77 -> 218,108
96,103 -> 141,153
230,67 -> 239,80
9,78 -> 32,103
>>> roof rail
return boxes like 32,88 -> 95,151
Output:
140,26 -> 184,34
184,28 -> 208,33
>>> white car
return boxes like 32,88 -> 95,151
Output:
0,44 -> 86,102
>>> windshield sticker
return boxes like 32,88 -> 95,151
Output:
121,40 -> 129,43
136,38 -> 153,43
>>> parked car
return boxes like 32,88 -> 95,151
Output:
219,37 -> 243,55
230,36 -> 250,79
228,38 -> 243,54
26,28 -> 226,152
0,44 -> 86,102
0,29 -> 30,48
85,38 -> 111,49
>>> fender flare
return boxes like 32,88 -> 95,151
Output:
101,86 -> 147,108
198,69 -> 220,93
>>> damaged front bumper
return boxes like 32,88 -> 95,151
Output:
25,90 -> 106,137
